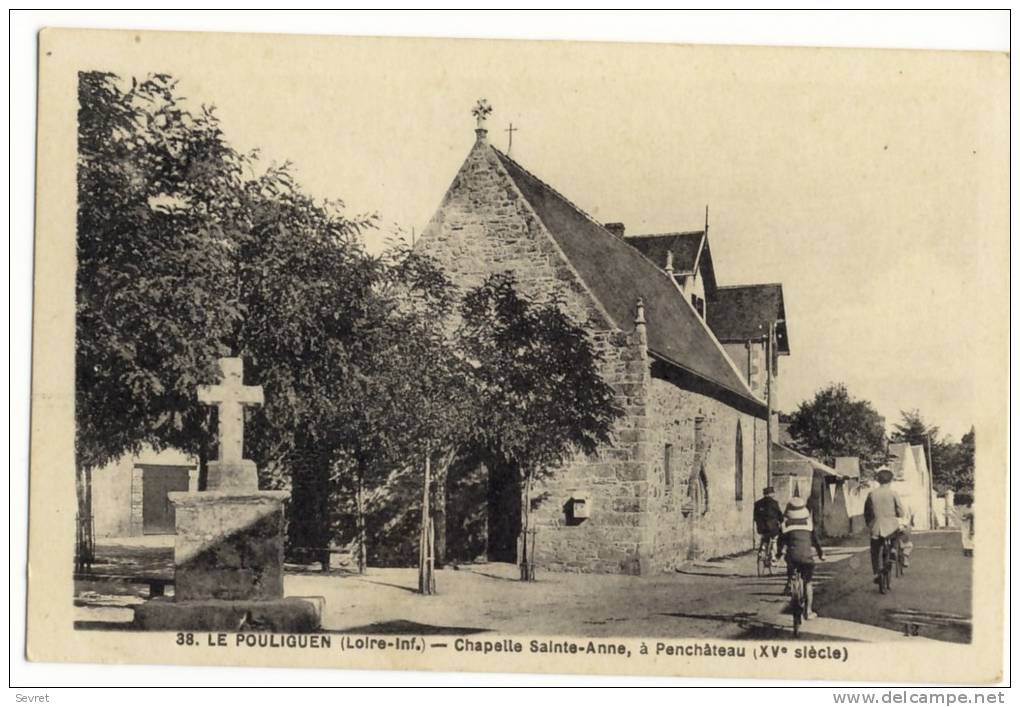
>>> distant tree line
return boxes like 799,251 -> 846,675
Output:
785,383 -> 974,494
75,72 -> 621,587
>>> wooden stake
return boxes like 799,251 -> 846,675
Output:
419,444 -> 436,594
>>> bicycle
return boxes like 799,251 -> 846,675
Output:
756,535 -> 777,577
789,569 -> 806,637
878,535 -> 896,594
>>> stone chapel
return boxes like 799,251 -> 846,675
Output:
417,109 -> 792,574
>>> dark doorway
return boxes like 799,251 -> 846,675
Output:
486,458 -> 521,562
141,465 -> 191,534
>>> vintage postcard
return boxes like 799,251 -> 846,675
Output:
28,27 -> 1008,682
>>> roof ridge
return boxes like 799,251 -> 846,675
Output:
774,442 -> 838,474
625,230 -> 705,239
491,145 -> 764,410
716,283 -> 784,290
494,146 -> 699,302
491,146 -> 615,237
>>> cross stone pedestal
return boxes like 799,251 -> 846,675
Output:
206,459 -> 259,492
133,358 -> 322,633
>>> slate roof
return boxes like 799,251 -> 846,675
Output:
624,232 -> 703,273
707,283 -> 790,355
492,148 -> 763,410
771,442 -> 838,477
624,231 -> 718,298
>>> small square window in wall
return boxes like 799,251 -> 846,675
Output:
664,443 -> 673,493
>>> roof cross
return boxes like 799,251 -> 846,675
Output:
505,122 -> 519,153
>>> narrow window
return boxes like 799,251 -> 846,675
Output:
735,422 -> 744,501
691,294 -> 705,318
664,443 -> 673,494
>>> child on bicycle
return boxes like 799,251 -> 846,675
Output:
776,495 -> 825,620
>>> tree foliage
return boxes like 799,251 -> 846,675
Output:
76,71 -> 377,524
786,383 -> 887,473
76,72 -> 243,473
77,72 -> 624,584
458,273 -> 621,578
890,411 -> 974,493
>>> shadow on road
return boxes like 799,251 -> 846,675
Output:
335,619 -> 489,635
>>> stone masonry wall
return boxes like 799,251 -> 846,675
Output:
418,136 -> 654,574
418,135 -> 769,574
644,377 -> 768,572
722,341 -> 768,399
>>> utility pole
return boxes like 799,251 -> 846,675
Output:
765,323 -> 774,489
926,432 -> 936,529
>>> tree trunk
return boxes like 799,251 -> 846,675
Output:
197,442 -> 209,492
75,461 -> 87,518
319,456 -> 334,572
75,462 -> 94,572
355,462 -> 367,574
519,470 -> 534,581
85,465 -> 93,525
418,444 -> 436,594
198,407 -> 213,491
432,448 -> 455,569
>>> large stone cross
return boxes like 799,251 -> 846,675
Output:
198,357 -> 263,468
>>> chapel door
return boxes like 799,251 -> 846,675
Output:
486,458 -> 521,563
141,466 -> 191,534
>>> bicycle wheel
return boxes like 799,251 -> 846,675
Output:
882,542 -> 894,592
790,577 -> 803,637
756,549 -> 765,577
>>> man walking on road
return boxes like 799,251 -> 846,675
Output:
864,467 -> 906,584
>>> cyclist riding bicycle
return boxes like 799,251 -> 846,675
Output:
864,466 -> 906,585
776,495 -> 824,620
753,486 -> 784,560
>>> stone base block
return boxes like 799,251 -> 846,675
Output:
206,460 -> 259,492
168,490 -> 290,601
133,596 -> 323,632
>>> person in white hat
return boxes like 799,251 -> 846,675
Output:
776,494 -> 825,619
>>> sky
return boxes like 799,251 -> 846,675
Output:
82,31 -> 1008,438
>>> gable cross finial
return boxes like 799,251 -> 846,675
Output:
472,98 -> 493,126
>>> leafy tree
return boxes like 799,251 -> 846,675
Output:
331,249 -> 471,580
76,71 -> 379,568
957,427 -> 975,491
932,427 -> 975,494
890,411 -> 975,493
76,72 -> 246,529
891,409 -> 939,447
381,254 -> 476,592
890,408 -> 939,477
231,179 -> 379,565
787,383 -> 887,475
458,274 -> 621,580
